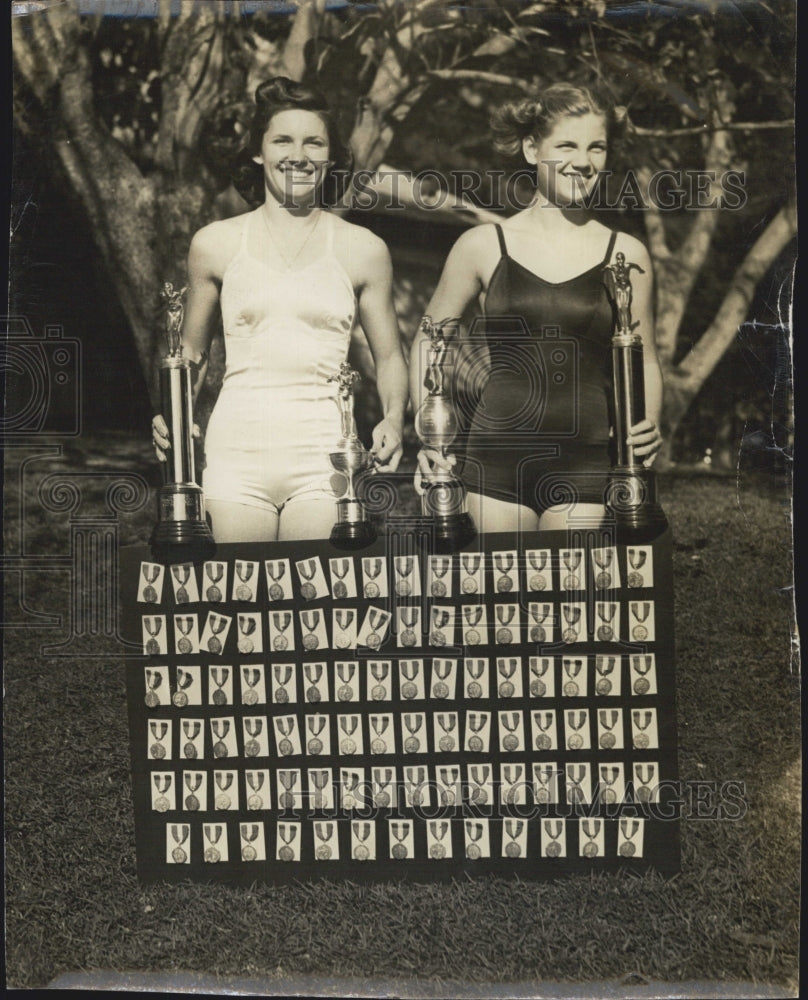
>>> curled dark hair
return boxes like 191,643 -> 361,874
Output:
231,77 -> 353,207
490,83 -> 627,158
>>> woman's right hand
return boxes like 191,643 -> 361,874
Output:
414,447 -> 456,496
152,414 -> 200,462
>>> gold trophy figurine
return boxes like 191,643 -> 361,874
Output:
150,282 -> 216,560
414,316 -> 476,552
602,255 -> 668,539
327,362 -> 377,548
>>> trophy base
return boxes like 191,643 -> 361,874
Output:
605,467 -> 669,542
430,512 -> 478,553
421,480 -> 477,552
330,499 -> 376,549
151,485 -> 216,562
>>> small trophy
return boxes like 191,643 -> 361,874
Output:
327,362 -> 376,548
414,316 -> 476,552
602,254 -> 668,539
150,282 -> 216,560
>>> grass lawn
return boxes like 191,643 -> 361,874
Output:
3,434 -> 799,991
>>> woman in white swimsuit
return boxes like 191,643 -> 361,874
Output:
153,78 -> 408,542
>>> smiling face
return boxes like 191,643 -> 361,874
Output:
253,109 -> 331,206
523,111 -> 608,207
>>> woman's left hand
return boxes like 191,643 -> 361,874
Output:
370,418 -> 403,472
627,419 -> 663,466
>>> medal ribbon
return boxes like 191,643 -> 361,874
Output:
501,712 -> 520,734
627,549 -> 647,570
467,659 -> 485,680
339,716 -> 358,737
402,714 -> 421,736
631,602 -> 651,624
593,549 -> 613,569
433,660 -> 452,680
620,819 -> 640,840
370,661 -> 389,681
562,606 -> 581,627
531,658 -> 550,678
353,822 -> 371,842
211,720 -> 230,740
596,655 -> 616,676
505,819 -> 524,840
154,775 -> 172,793
272,612 -> 292,633
463,606 -> 483,627
364,558 -> 382,580
245,718 -> 263,739
299,559 -> 318,582
395,557 -> 413,579
149,721 -> 168,742
208,614 -> 227,637
567,710 -> 586,732
466,822 -> 484,842
184,773 -> 202,793
600,766 -> 619,786
400,608 -> 419,628
278,771 -> 298,791
599,710 -> 619,731
582,819 -> 601,840
495,606 -> 515,626
246,771 -> 265,793
242,825 -> 260,844
182,720 -> 200,739
265,560 -> 286,582
301,610 -> 321,634
307,716 -> 326,737
468,712 -> 487,734
177,617 -> 194,637
597,603 -> 617,624
530,604 -> 550,624
633,710 -> 653,732
216,772 -> 234,792
632,655 -> 653,676
430,821 -> 449,842
172,564 -> 191,585
562,551 -> 582,571
304,664 -> 323,684
211,666 -> 229,689
238,616 -> 257,637
563,658 -> 583,681
171,825 -> 189,847
275,718 -> 293,738
314,821 -> 332,843
431,556 -> 450,579
141,564 -> 160,584
145,669 -> 163,693
205,563 -> 224,584
337,662 -> 356,683
271,665 -> 290,686
528,551 -> 547,572
144,616 -> 162,638
437,713 -> 457,734
235,561 -> 255,583
493,552 -> 514,575
469,765 -> 489,784
400,660 -> 419,681
461,554 -> 481,574
535,711 -> 554,733
544,820 -> 563,841
278,823 -> 297,845
636,764 -> 656,784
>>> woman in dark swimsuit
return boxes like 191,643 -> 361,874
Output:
410,83 -> 663,532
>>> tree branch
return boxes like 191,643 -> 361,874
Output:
428,68 -> 533,91
630,118 -> 794,138
281,0 -> 328,82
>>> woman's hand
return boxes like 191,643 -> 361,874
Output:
370,417 -> 403,472
414,447 -> 456,495
627,418 -> 662,466
152,414 -> 200,462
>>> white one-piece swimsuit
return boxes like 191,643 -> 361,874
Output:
203,209 -> 356,512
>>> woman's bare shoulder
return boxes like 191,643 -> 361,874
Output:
189,214 -> 250,276
612,229 -> 651,267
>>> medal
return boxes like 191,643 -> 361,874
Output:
468,735 -> 484,752
204,562 -> 224,602
595,655 -> 616,695
353,843 -> 370,860
181,720 -> 199,759
596,602 -> 617,642
440,768 -> 458,806
310,770 -> 330,811
298,559 -> 318,601
209,666 -> 229,706
562,550 -> 582,590
305,719 -> 324,758
170,824 -> 189,864
314,822 -> 334,860
598,709 -> 620,749
430,608 -> 450,647
342,772 -> 360,809
390,823 -> 409,860
466,821 -> 483,859
206,612 -> 227,655
500,713 -> 520,752
429,821 -> 449,859
365,608 -> 386,651
234,560 -> 255,601
432,660 -> 452,699
246,771 -> 265,811
399,659 -> 419,700
529,603 -> 550,643
566,765 -> 586,806
143,616 -> 162,656
530,658 -> 549,698
635,764 -> 655,803
394,556 -> 414,597
339,716 -> 358,755
494,552 -> 514,593
370,661 -> 389,701
600,766 -> 620,805
334,609 -> 355,651
466,659 -> 484,699
330,558 -> 351,599
469,781 -> 488,806
241,824 -> 260,861
527,550 -> 548,591
278,770 -> 297,810
627,548 -> 647,589
544,820 -> 563,858
463,606 -> 483,647
301,610 -> 321,651
278,823 -> 297,861
630,602 -> 651,641
184,773 -> 202,811
352,822 -> 372,862
504,820 -> 523,858
363,558 -> 383,598
172,564 -> 192,604
436,714 -> 457,753
592,549 -> 613,590
534,765 -> 554,804
619,819 -> 640,857
141,563 -> 160,604
533,711 -> 553,751
562,658 -> 583,698
632,709 -> 653,749
148,721 -> 168,760
430,556 -> 450,597
581,820 -> 600,858
374,775 -> 392,808
239,666 -> 260,706
337,661 -> 356,702
460,554 -> 481,594
237,615 -> 257,655
632,655 -> 653,695
305,663 -> 323,703
144,669 -> 163,708
265,560 -> 286,601
215,772 -> 233,810
561,605 -> 581,644
211,719 -> 230,759
153,775 -> 172,813
175,615 -> 194,655
370,714 -> 390,754
495,605 -> 515,644
467,713 -> 486,753
244,717 -> 263,757
271,612 -> 292,652
497,658 -> 518,698
566,710 -> 586,750
399,608 -> 419,649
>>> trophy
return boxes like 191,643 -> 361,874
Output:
414,316 -> 476,552
602,254 -> 668,539
150,282 -> 216,560
327,362 -> 376,548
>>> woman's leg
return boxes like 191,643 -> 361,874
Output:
278,498 -> 339,541
466,491 -> 541,534
207,499 -> 280,543
538,503 -> 607,531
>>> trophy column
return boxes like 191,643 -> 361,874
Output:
414,317 -> 476,552
328,362 -> 377,549
602,257 -> 668,540
150,283 -> 216,561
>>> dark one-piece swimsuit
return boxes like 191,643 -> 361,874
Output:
458,224 -> 618,514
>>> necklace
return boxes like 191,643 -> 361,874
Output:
260,208 -> 322,271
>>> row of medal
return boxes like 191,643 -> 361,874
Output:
149,761 -> 666,813
161,816 -> 649,864
136,546 -> 655,606
140,600 -> 657,656
145,705 -> 662,760
143,656 -> 659,709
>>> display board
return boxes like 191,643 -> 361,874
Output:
121,528 -> 680,884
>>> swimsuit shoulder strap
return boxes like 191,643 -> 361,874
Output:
602,229 -> 618,265
494,223 -> 508,257
325,210 -> 335,252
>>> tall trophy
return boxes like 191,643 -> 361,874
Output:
414,316 -> 476,552
602,254 -> 668,539
327,362 -> 376,548
150,282 -> 216,560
